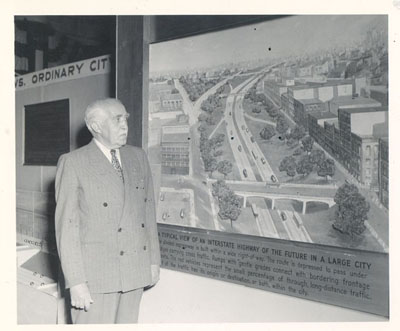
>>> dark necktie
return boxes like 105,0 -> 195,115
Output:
110,149 -> 124,183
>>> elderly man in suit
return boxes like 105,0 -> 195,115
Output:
55,98 -> 160,324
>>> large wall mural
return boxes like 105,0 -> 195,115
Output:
147,15 -> 389,316
148,15 -> 388,252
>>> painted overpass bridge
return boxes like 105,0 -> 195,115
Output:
234,190 -> 336,214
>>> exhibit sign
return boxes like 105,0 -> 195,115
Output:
15,54 -> 111,91
148,15 -> 389,317
158,224 -> 389,317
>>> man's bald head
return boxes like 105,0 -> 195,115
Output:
84,98 -> 129,149
85,99 -> 125,128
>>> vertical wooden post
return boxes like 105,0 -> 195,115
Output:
116,16 -> 150,148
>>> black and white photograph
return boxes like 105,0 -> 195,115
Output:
4,1 -> 399,327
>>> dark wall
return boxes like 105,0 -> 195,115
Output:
149,15 -> 287,43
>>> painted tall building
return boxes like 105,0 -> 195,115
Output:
308,106 -> 388,191
161,125 -> 190,175
293,98 -> 325,129
338,107 -> 387,188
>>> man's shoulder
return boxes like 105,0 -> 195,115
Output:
58,141 -> 94,163
122,144 -> 145,156
121,145 -> 149,167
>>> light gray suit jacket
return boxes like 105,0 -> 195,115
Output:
55,140 -> 160,294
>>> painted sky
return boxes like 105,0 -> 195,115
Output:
149,15 -> 387,73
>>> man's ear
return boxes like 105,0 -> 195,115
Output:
90,121 -> 102,134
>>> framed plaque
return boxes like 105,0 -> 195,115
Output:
24,99 -> 70,166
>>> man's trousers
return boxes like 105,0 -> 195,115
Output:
71,288 -> 144,324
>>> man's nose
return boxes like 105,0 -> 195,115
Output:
120,118 -> 128,129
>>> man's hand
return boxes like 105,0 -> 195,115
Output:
70,283 -> 93,311
150,264 -> 160,286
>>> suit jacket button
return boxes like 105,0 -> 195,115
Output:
144,198 -> 147,202
118,227 -> 122,232
141,223 -> 145,228
143,246 -> 146,251
120,251 -> 124,256
103,202 -> 108,207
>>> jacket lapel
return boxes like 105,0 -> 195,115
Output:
87,140 -> 124,198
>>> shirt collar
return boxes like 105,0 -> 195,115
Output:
93,138 -> 121,164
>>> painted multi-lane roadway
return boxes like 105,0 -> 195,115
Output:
223,72 -> 277,182
163,71 -> 317,243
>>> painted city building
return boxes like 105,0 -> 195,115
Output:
263,80 -> 290,106
160,93 -> 183,111
286,79 -> 354,117
369,85 -> 388,106
161,125 -> 190,175
339,107 -> 387,187
308,106 -> 388,190
293,98 -> 325,129
327,95 -> 381,116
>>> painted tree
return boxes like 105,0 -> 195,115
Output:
276,116 -> 289,135
198,113 -> 208,122
317,158 -> 336,181
333,182 -> 370,237
310,149 -> 326,167
206,115 -> 216,126
290,125 -> 306,141
256,93 -> 267,104
279,156 -> 297,177
286,162 -> 297,178
293,147 -> 303,156
212,180 -> 230,200
197,122 -> 207,132
200,131 -> 207,142
217,160 -> 233,178
286,138 -> 298,148
204,156 -> 218,176
212,133 -> 225,144
211,180 -> 242,227
301,135 -> 314,154
199,138 -> 212,154
260,125 -> 276,140
213,150 -> 223,157
268,107 -> 279,119
201,95 -> 218,113
209,133 -> 225,149
218,192 -> 242,228
296,155 -> 314,177
279,156 -> 296,172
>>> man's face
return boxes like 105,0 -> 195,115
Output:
97,104 -> 129,149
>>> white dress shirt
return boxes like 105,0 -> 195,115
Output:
93,138 -> 122,167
